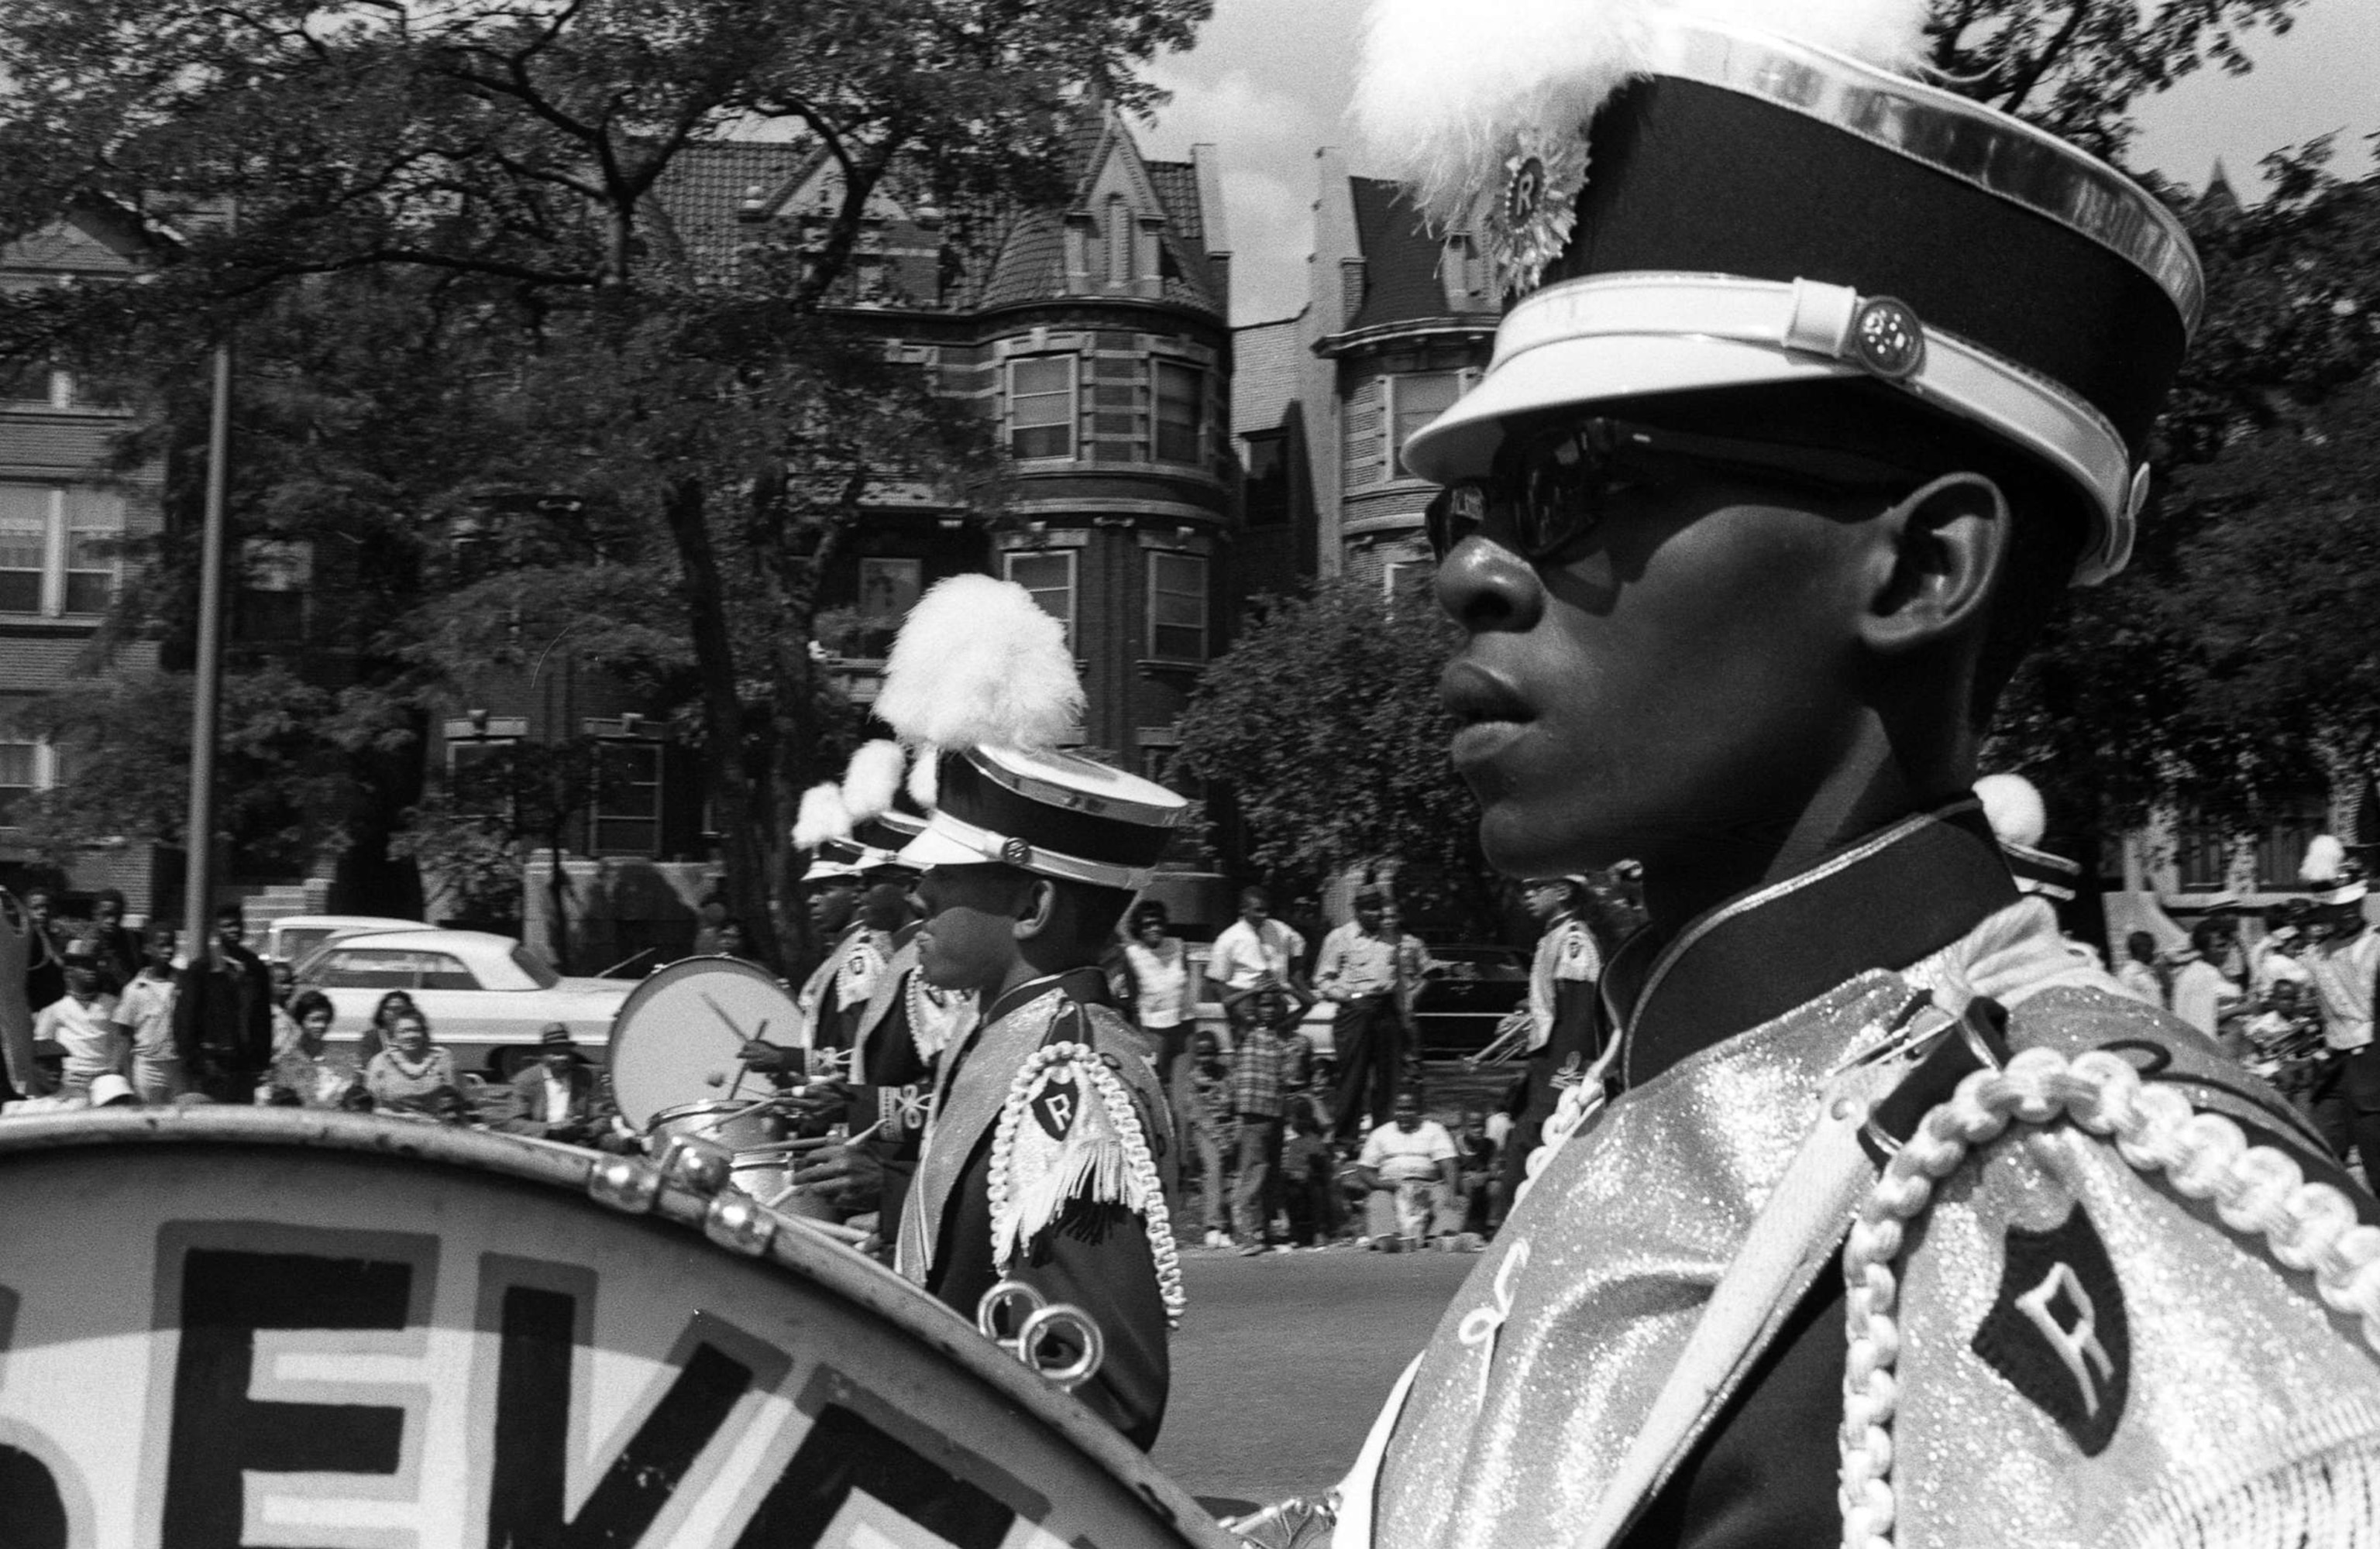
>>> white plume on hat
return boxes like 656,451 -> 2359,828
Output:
1355,0 -> 1930,228
792,782 -> 851,850
841,739 -> 906,823
874,575 -> 1084,806
2302,833 -> 2348,887
1973,772 -> 2048,850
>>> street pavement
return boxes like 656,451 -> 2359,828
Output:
1149,1245 -> 1479,1515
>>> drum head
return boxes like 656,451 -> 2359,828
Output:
0,1108 -> 1224,1547
609,957 -> 805,1128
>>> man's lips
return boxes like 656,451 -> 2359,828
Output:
1442,661 -> 1536,772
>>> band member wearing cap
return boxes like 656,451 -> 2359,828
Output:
839,575 -> 1185,1448
1223,3 -> 2380,1545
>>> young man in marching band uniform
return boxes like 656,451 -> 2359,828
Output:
1232,2 -> 2380,1544
838,575 -> 1187,1448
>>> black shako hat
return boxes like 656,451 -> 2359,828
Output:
1362,1 -> 2203,586
859,573 -> 1189,894
898,745 -> 1187,892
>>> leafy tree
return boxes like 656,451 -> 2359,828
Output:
1175,576 -> 1506,937
0,0 -> 1209,968
1987,145 -> 2380,853
1923,0 -> 2306,161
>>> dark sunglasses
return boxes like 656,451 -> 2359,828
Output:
1423,417 -> 1923,564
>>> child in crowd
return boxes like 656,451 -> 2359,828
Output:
1174,1029 -> 1236,1248
1278,1097 -> 1344,1247
115,922 -> 183,1105
1453,1108 -> 1502,1237
1223,980 -> 1319,1254
34,939 -> 124,1101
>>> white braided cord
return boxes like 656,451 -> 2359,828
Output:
1838,1045 -> 2380,1549
1513,1051 -> 1617,1208
986,1039 -> 1185,1328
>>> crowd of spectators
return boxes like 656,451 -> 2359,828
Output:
1113,886 -> 1503,1255
2116,898 -> 2380,1181
1,893 -> 622,1145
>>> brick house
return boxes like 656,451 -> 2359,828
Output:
0,208 -> 170,914
439,107 -> 1235,964
1232,151 -> 1498,588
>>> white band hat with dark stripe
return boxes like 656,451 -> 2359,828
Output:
1381,13 -> 2202,586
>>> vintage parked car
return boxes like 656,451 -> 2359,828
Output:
291,929 -> 635,1077
260,914 -> 430,965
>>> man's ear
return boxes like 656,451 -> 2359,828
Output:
1858,472 -> 2009,654
1011,878 -> 1058,941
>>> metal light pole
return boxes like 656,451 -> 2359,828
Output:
181,338 -> 232,969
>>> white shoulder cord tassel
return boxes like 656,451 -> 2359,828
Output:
1838,1046 -> 2380,1549
986,1041 -> 1185,1327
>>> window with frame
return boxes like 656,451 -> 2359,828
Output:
0,484 -> 122,617
1383,558 -> 1434,607
1003,550 -> 1076,646
1243,434 -> 1289,527
1391,372 -> 1464,477
592,740 -> 663,855
1146,551 -> 1207,661
1154,361 -> 1202,465
0,741 -> 36,826
237,538 -> 311,643
416,952 -> 482,991
446,738 -> 518,819
1008,356 -> 1075,461
2172,818 -> 2234,892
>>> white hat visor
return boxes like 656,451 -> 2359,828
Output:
1402,273 -> 2139,585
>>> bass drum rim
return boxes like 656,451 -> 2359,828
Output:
605,956 -> 804,1130
0,1106 -> 1230,1547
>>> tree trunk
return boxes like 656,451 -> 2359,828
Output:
659,473 -> 783,974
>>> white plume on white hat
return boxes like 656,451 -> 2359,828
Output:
2302,833 -> 2348,887
874,575 -> 1084,788
1354,0 -> 1930,228
1973,772 -> 2048,850
840,739 -> 906,824
792,782 -> 852,850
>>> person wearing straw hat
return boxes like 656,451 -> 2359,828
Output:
807,574 -> 1186,1449
1221,2 -> 2380,1545
496,1023 -> 605,1145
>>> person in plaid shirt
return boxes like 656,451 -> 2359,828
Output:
1222,981 -> 1317,1255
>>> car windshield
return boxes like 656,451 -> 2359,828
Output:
509,943 -> 561,988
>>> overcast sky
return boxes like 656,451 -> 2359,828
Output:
1137,1 -> 2380,325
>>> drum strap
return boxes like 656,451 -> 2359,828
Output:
898,990 -> 1066,1283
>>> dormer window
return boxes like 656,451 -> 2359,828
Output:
1106,194 -> 1133,288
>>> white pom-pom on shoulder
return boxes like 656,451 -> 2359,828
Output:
1973,772 -> 2048,850
1353,0 -> 1930,229
874,575 -> 1084,754
793,783 -> 852,850
841,740 -> 906,823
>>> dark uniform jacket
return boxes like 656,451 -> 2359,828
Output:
897,967 -> 1175,1449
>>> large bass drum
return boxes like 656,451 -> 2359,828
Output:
608,957 -> 809,1130
0,1108 -> 1226,1547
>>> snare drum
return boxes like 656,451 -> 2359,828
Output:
607,957 -> 807,1131
648,1097 -> 787,1153
0,1108 -> 1225,1547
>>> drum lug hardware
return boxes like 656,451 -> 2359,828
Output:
652,1134 -> 735,1197
703,1192 -> 776,1256
588,1155 -> 663,1214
